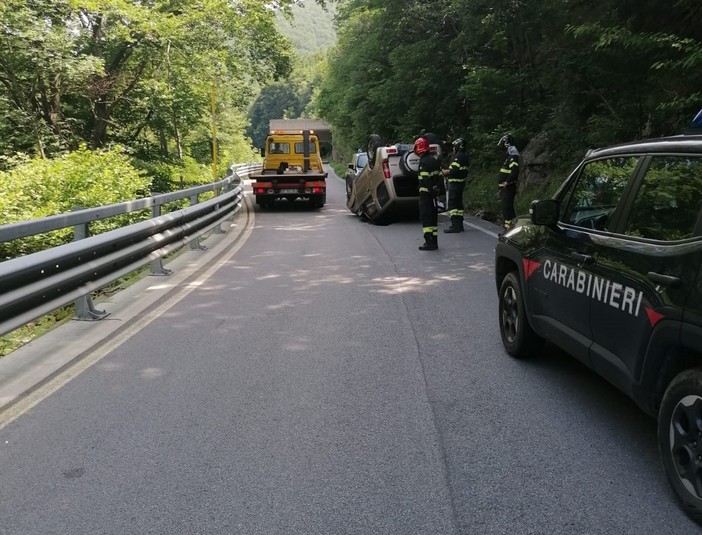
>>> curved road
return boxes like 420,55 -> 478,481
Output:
0,168 -> 698,534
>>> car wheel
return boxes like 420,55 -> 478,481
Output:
367,134 -> 383,169
658,367 -> 702,524
309,194 -> 325,209
498,271 -> 543,358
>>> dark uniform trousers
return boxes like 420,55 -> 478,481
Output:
446,182 -> 465,228
419,192 -> 438,239
498,153 -> 519,230
500,183 -> 516,222
418,153 -> 441,249
444,151 -> 468,233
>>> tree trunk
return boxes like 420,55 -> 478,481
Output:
92,99 -> 109,148
159,129 -> 169,157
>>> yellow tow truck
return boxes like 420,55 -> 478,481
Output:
250,129 -> 327,208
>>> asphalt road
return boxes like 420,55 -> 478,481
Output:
0,169 -> 699,534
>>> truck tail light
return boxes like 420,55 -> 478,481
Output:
382,161 -> 391,179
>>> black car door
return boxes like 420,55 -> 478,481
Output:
588,153 -> 702,394
527,155 -> 641,365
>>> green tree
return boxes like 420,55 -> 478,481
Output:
0,0 -> 310,166
320,0 -> 702,173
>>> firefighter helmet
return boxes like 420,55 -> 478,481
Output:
498,134 -> 514,148
452,137 -> 466,151
414,137 -> 430,155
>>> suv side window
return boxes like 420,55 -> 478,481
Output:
561,157 -> 639,231
624,155 -> 702,241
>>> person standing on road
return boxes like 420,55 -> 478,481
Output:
443,137 -> 469,233
415,136 -> 442,251
497,133 -> 519,232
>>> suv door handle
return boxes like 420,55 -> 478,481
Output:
647,272 -> 682,288
570,252 -> 594,264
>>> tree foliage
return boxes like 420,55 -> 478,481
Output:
0,145 -> 152,258
0,0 -> 311,178
317,0 -> 702,169
276,1 -> 337,55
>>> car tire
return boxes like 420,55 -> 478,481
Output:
367,134 -> 383,169
658,367 -> 702,525
498,271 -> 543,358
310,194 -> 325,209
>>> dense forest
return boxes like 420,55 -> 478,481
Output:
316,0 -> 702,180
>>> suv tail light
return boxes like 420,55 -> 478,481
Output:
382,161 -> 391,179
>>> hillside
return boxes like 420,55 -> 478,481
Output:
276,2 -> 337,54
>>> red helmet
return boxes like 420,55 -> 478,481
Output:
414,137 -> 429,155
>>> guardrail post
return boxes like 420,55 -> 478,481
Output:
189,193 -> 207,250
149,195 -> 173,276
72,213 -> 109,321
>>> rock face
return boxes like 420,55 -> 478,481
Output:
518,131 -> 550,192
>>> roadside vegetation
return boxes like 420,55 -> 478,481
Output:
315,0 -> 702,216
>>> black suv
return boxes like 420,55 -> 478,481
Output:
494,128 -> 702,524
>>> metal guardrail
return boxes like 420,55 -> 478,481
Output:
0,162 -> 261,338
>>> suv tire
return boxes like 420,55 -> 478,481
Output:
367,134 -> 383,169
498,271 -> 544,358
658,367 -> 702,524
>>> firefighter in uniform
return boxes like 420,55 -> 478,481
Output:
415,136 -> 441,251
443,137 -> 469,233
497,134 -> 519,232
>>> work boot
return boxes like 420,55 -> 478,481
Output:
444,217 -> 464,233
418,233 -> 438,251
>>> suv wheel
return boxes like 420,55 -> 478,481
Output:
367,134 -> 383,169
498,271 -> 543,358
658,368 -> 702,524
